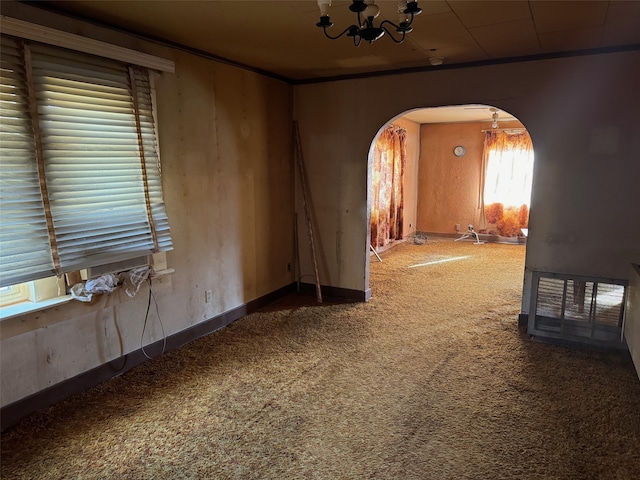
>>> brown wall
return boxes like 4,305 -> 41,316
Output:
417,120 -> 523,234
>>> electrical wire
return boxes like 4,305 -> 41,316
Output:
140,277 -> 167,360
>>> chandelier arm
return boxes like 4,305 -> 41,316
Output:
379,19 -> 402,30
323,25 -> 359,40
406,11 -> 417,28
381,10 -> 417,30
380,24 -> 406,44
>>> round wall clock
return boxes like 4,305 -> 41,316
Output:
453,145 -> 466,157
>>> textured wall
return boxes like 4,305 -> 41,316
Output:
417,120 -> 524,234
418,122 -> 485,234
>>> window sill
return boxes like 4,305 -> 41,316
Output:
0,267 -> 174,321
0,295 -> 72,321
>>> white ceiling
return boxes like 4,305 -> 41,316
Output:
401,104 -> 517,124
39,0 -> 640,82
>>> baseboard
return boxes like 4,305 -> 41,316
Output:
1,283 -> 297,432
298,282 -> 370,302
518,313 -> 529,329
424,232 -> 527,244
421,232 -> 460,239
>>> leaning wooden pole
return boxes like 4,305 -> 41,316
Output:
294,213 -> 300,293
293,121 -> 322,303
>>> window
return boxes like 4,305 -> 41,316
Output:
0,283 -> 31,306
0,277 -> 68,319
0,35 -> 172,299
483,131 -> 534,208
480,130 -> 534,237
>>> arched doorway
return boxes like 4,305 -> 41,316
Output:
367,104 -> 534,289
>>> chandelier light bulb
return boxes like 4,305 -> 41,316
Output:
317,0 -> 331,17
363,3 -> 380,20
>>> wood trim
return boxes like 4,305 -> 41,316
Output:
298,282 -> 371,302
518,313 -> 528,329
293,43 -> 640,85
7,5 -> 289,83
1,283 -> 297,432
1,15 -> 175,72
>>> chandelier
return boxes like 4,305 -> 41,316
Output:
491,108 -> 499,129
316,0 -> 422,46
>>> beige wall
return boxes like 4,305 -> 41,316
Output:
418,120 -> 523,234
294,51 -> 640,313
1,5 -> 294,407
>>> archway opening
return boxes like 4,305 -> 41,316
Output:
367,104 -> 535,297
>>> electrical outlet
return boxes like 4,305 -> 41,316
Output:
287,263 -> 291,272
455,224 -> 461,232
205,289 -> 212,304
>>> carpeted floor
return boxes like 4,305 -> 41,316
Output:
2,237 -> 640,479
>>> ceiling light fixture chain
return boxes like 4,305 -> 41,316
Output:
316,0 -> 422,46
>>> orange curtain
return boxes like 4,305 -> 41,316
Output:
477,133 -> 491,230
370,126 -> 406,248
480,130 -> 534,236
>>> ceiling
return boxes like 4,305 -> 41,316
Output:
27,1 -> 638,126
402,104 -> 517,124
37,0 -> 640,83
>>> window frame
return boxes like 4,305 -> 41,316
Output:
0,277 -> 71,321
0,283 -> 33,306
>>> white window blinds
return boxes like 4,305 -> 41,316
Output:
0,36 -> 54,286
0,35 -> 172,287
